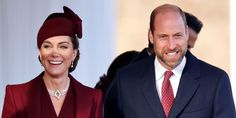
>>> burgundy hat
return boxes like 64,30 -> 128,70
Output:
37,6 -> 82,48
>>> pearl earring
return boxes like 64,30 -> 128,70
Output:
71,61 -> 74,68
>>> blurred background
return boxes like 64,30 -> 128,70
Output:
0,0 -> 235,114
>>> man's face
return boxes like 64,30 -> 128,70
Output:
150,11 -> 188,70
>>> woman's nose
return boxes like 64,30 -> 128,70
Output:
51,47 -> 60,57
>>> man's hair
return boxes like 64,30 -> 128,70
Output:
149,4 -> 187,34
185,12 -> 203,34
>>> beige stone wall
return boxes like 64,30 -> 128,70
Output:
116,0 -> 230,75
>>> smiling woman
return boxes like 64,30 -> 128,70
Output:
0,0 -> 116,115
1,6 -> 103,118
39,36 -> 77,77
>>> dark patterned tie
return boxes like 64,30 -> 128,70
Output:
162,71 -> 174,117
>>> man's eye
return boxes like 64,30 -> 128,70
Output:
159,35 -> 168,40
174,34 -> 183,38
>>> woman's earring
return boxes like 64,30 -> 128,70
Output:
71,61 -> 74,68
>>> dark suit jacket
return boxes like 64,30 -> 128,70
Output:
104,51 -> 236,118
2,72 -> 103,118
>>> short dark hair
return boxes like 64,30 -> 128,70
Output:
95,50 -> 140,93
107,51 -> 140,80
185,12 -> 203,34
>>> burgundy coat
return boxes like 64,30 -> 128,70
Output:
2,72 -> 103,118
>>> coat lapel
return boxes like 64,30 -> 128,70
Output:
70,76 -> 85,118
140,55 -> 166,118
169,51 -> 201,118
26,73 -> 43,118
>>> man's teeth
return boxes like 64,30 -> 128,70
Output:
167,52 -> 176,56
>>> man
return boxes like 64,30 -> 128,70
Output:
185,12 -> 203,49
133,11 -> 203,63
104,4 -> 235,118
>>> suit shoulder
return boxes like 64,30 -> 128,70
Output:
187,51 -> 228,76
198,59 -> 228,76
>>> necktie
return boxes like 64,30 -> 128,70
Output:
162,71 -> 174,117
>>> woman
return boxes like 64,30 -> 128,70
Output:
2,6 -> 103,118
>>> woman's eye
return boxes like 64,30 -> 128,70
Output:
60,46 -> 68,49
42,45 -> 50,48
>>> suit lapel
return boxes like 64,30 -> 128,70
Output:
169,51 -> 201,118
140,55 -> 166,118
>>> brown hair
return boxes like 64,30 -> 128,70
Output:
149,4 -> 187,34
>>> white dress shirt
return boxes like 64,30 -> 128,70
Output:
154,56 -> 186,100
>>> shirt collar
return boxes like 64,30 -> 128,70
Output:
154,56 -> 186,80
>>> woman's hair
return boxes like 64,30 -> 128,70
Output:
69,36 -> 80,72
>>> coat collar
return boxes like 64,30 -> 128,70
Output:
26,72 -> 87,118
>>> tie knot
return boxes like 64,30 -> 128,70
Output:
164,71 -> 173,80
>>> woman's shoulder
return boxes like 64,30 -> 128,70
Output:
72,78 -> 101,91
5,77 -> 41,92
70,77 -> 102,96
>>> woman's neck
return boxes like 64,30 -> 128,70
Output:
43,73 -> 69,90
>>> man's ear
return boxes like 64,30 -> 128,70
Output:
186,25 -> 189,41
148,29 -> 154,44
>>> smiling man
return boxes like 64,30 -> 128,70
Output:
104,4 -> 235,118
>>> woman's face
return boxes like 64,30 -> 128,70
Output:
39,36 -> 77,78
